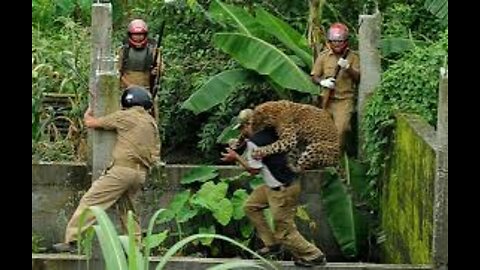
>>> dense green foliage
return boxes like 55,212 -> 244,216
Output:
362,29 -> 447,211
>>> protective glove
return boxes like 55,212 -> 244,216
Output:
320,77 -> 336,89
337,57 -> 350,69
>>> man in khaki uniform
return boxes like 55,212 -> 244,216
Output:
221,109 -> 327,267
311,22 -> 360,152
117,19 -> 163,121
53,86 -> 161,253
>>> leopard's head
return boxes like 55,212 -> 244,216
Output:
251,100 -> 291,132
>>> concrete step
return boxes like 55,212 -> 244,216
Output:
32,253 -> 433,270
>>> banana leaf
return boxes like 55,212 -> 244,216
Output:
254,7 -> 312,68
209,0 -> 262,36
181,69 -> 254,114
214,33 -> 319,94
380,37 -> 427,57
321,171 -> 358,258
424,0 -> 448,25
217,122 -> 241,144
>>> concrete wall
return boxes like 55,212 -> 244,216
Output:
380,114 -> 436,264
32,163 -> 343,259
32,254 -> 433,270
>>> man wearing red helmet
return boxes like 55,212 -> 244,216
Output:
117,19 -> 163,120
310,22 -> 360,153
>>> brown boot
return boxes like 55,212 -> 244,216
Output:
256,244 -> 282,256
294,254 -> 327,267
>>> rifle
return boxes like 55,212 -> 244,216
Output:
321,48 -> 350,109
149,20 -> 166,98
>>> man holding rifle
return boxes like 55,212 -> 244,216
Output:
117,19 -> 165,121
310,22 -> 360,153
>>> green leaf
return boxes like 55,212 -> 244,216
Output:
217,122 -> 241,144
127,211 -> 141,270
240,221 -> 254,238
144,209 -> 168,266
56,0 -> 75,16
321,172 -> 358,258
249,175 -> 264,189
255,7 -> 312,68
213,33 -> 319,94
89,206 -> 128,270
182,69 -> 254,114
380,38 -> 428,56
198,225 -> 216,246
187,0 -> 197,8
424,0 -> 448,25
168,190 -> 191,214
347,158 -> 369,200
231,189 -> 249,220
118,235 -> 143,270
144,230 -> 169,249
212,198 -> 233,226
195,181 -> 229,208
181,166 -> 219,184
209,0 -> 259,35
155,209 -> 175,224
177,206 -> 199,223
79,0 -> 91,15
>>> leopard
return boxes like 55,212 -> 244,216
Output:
250,100 -> 340,172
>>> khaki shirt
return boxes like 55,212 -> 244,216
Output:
311,49 -> 360,99
97,106 -> 161,168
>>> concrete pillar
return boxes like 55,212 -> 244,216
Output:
433,67 -> 448,270
357,11 -> 382,159
89,2 -> 120,181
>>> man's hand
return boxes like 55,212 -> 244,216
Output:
221,148 -> 239,162
83,107 -> 100,128
84,107 -> 93,118
320,77 -> 336,89
337,57 -> 350,69
121,75 -> 132,87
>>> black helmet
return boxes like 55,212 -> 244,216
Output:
121,86 -> 153,110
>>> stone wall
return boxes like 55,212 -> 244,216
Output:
32,163 -> 343,259
380,114 -> 437,264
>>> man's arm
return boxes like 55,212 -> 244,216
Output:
83,108 -> 102,129
83,107 -> 125,130
221,147 -> 261,175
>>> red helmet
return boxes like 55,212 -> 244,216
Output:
327,23 -> 349,54
127,19 -> 148,48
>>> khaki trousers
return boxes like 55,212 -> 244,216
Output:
327,98 -> 354,150
244,183 -> 324,261
64,165 -> 146,243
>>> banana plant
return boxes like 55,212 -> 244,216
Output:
181,0 -> 318,115
87,205 -> 277,270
